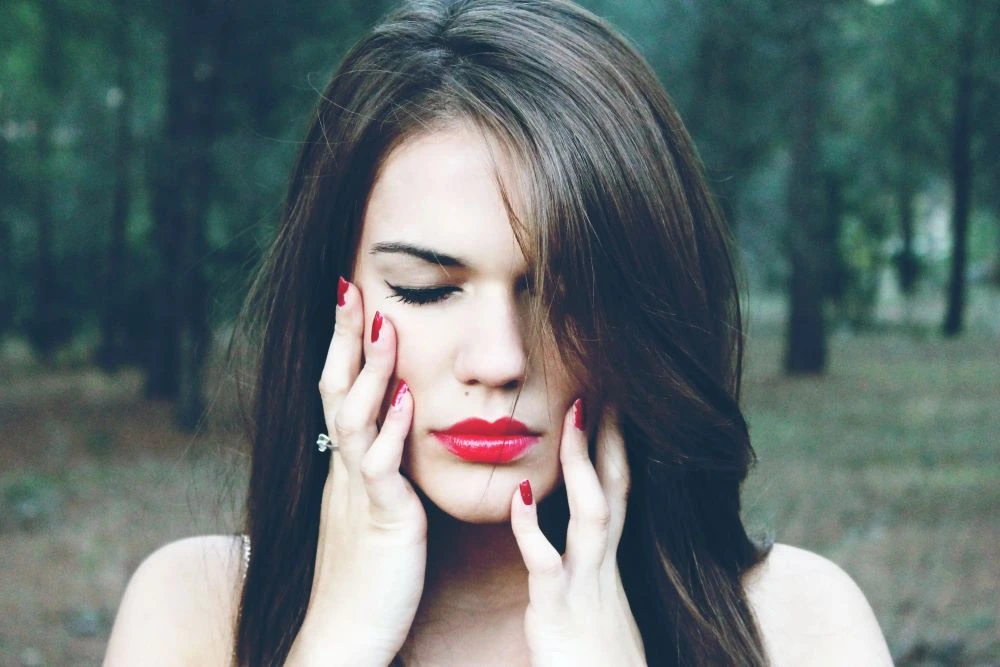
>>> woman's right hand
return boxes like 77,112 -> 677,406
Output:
287,278 -> 427,667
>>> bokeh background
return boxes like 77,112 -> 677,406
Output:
1,0 -> 998,665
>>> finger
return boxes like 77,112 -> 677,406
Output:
561,398 -> 611,574
361,379 -> 417,524
509,479 -> 565,610
334,309 -> 398,473
318,277 -> 363,485
594,406 -> 630,557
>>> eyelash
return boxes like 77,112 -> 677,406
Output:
385,278 -> 534,306
386,282 -> 459,305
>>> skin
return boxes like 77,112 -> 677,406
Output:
354,125 -> 574,526
102,125 -> 894,667
353,125 -> 636,663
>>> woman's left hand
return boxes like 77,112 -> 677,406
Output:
510,400 -> 646,667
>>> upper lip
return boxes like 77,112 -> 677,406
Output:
437,417 -> 539,436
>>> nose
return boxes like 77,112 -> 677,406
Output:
453,286 -> 527,390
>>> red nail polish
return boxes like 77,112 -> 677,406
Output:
371,311 -> 383,343
573,398 -> 585,431
391,379 -> 409,409
519,479 -> 533,505
337,277 -> 349,307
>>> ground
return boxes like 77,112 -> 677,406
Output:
0,292 -> 997,666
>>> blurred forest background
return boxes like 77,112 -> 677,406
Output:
1,0 -> 998,665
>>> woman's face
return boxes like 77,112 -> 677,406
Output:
351,126 -> 578,523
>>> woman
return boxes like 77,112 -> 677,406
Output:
104,1 -> 892,665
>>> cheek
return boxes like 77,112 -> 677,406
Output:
391,316 -> 420,376
540,351 -> 579,410
390,313 -> 453,401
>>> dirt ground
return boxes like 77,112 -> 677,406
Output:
0,364 -> 247,666
1,294 -> 998,666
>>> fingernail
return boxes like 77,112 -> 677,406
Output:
337,277 -> 349,307
519,479 -> 533,506
371,311 -> 383,343
391,379 -> 409,410
573,398 -> 585,431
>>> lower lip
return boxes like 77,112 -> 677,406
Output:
433,433 -> 539,464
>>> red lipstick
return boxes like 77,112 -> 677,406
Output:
433,417 -> 539,464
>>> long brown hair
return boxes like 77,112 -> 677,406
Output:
233,1 -> 770,664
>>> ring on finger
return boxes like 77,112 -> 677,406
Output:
316,433 -> 339,453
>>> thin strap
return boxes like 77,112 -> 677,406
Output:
240,533 -> 251,580
233,534 -> 251,665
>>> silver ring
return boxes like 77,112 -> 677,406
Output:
316,433 -> 338,453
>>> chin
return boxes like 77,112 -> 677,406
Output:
405,446 -> 560,524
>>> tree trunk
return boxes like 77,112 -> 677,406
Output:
0,140 -> 14,335
783,2 -> 827,375
995,215 -> 1000,288
942,5 -> 976,337
145,139 -> 182,397
896,177 -> 918,296
98,1 -> 132,372
145,0 -> 230,431
175,145 -> 213,431
29,118 -> 59,360
27,0 -> 64,360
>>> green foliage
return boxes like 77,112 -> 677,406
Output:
0,0 -> 996,365
835,214 -> 884,328
2,471 -> 61,532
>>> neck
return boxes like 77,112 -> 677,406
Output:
420,507 -> 530,619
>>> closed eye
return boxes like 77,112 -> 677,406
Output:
385,281 -> 459,305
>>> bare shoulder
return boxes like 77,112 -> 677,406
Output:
103,534 -> 246,666
742,543 -> 893,667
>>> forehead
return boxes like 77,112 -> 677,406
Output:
360,127 -> 530,273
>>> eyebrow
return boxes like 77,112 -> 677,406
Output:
369,241 -> 468,269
